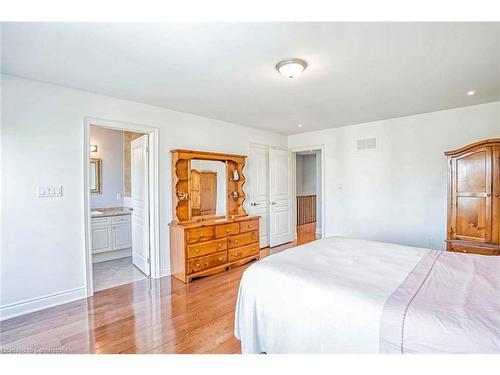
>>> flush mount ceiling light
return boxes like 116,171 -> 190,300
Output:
276,58 -> 308,79
297,124 -> 303,128
467,90 -> 475,96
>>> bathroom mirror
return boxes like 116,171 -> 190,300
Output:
90,158 -> 102,194
189,159 -> 227,218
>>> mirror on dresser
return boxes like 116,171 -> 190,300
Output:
189,159 -> 227,218
169,149 -> 261,283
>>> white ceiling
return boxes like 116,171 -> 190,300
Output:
2,22 -> 499,135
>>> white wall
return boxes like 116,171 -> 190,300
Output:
289,101 -> 500,250
89,126 -> 124,208
0,75 -> 287,319
296,154 -> 317,195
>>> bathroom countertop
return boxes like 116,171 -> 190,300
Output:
91,207 -> 131,218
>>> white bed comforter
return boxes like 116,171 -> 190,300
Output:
234,237 -> 430,353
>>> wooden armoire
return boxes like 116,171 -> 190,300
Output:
445,139 -> 500,255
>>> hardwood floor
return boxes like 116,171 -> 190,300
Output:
0,231 -> 319,354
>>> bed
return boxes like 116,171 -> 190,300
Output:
234,237 -> 500,354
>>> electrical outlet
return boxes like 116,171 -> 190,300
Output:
38,185 -> 63,197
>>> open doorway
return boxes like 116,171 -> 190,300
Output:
84,118 -> 160,296
294,149 -> 323,244
89,126 -> 149,291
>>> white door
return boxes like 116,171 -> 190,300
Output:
246,144 -> 270,248
131,135 -> 150,275
269,148 -> 294,247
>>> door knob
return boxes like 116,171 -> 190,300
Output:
487,193 -> 491,197
496,193 -> 500,197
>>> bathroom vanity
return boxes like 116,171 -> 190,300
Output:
91,207 -> 132,263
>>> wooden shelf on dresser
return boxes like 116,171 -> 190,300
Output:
169,216 -> 261,283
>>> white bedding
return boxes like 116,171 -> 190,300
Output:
234,237 -> 431,353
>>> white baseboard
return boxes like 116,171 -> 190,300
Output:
0,287 -> 87,321
160,266 -> 171,278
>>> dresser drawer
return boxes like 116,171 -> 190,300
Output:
187,238 -> 227,259
187,251 -> 228,274
111,215 -> 130,224
239,219 -> 259,233
228,231 -> 258,249
228,243 -> 259,262
215,223 -> 239,238
187,227 -> 215,244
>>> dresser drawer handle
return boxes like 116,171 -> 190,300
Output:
218,243 -> 222,247
234,240 -> 238,243
248,224 -> 252,228
252,236 -> 255,240
200,233 -> 204,237
226,229 -> 230,233
196,263 -> 200,268
234,253 -> 239,257
218,257 -> 223,261
204,263 -> 208,267
195,249 -> 200,253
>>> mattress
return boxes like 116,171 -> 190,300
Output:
234,237 -> 500,353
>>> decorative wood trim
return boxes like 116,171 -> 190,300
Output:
170,149 -> 246,161
444,138 -> 500,156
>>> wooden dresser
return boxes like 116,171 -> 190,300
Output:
445,138 -> 500,255
170,216 -> 260,282
169,149 -> 261,283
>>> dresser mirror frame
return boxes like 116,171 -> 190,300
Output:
171,149 -> 247,224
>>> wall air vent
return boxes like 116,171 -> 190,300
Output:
356,137 -> 377,151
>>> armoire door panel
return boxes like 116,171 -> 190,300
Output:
455,196 -> 488,242
451,147 -> 492,243
456,150 -> 488,193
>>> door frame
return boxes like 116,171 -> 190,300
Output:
289,145 -> 326,239
83,117 -> 160,297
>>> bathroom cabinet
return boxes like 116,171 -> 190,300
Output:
91,214 -> 132,262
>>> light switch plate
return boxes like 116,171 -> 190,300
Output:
38,185 -> 63,197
